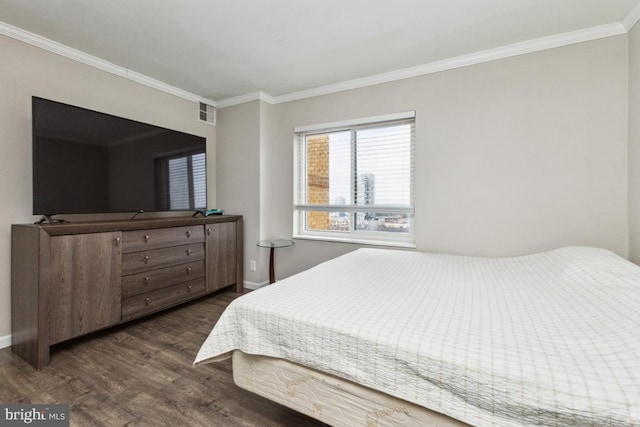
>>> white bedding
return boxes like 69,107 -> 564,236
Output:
195,247 -> 640,426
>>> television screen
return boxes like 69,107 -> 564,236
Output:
32,97 -> 207,215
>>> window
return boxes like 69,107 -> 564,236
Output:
294,112 -> 415,247
155,151 -> 207,210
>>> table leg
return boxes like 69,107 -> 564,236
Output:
269,247 -> 275,284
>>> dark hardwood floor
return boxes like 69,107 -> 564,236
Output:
0,289 -> 324,426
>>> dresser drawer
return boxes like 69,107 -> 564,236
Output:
122,225 -> 204,253
122,243 -> 205,275
121,260 -> 205,298
121,278 -> 206,321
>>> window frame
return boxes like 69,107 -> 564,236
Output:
293,111 -> 415,247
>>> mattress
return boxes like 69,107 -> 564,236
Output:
232,351 -> 468,426
195,247 -> 640,426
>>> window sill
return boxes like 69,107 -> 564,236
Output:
292,234 -> 416,249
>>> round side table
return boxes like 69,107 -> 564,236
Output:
257,239 -> 294,284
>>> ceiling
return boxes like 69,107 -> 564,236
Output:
1,0 -> 639,105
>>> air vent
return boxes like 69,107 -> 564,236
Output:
198,102 -> 216,125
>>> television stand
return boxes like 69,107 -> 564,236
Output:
35,215 -> 68,225
12,215 -> 243,369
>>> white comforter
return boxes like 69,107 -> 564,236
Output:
195,247 -> 640,426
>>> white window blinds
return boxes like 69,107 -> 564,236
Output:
294,112 -> 415,246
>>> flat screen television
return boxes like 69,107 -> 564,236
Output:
32,97 -> 207,218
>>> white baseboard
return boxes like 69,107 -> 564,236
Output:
244,280 -> 269,291
0,334 -> 11,350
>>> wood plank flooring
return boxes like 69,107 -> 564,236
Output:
0,289 -> 324,426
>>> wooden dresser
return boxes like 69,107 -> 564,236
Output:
11,215 -> 243,369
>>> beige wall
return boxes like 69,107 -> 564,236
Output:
215,101 -> 263,283
629,23 -> 640,263
218,35 -> 630,282
0,34 -> 216,341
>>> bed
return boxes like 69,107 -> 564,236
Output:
194,247 -> 640,426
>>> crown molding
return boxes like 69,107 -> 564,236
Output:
0,20 -> 124,76
0,20 -> 216,107
623,0 -> 640,31
215,22 -> 626,107
124,68 -> 217,106
215,91 -> 276,109
1,15 -> 632,111
269,22 -> 626,105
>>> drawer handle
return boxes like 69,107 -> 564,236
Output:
144,256 -> 149,264
115,237 -> 120,246
144,297 -> 150,306
185,249 -> 191,256
144,277 -> 150,284
186,230 -> 191,238
187,285 -> 193,292
186,267 -> 192,275
207,228 -> 211,235
144,235 -> 150,243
